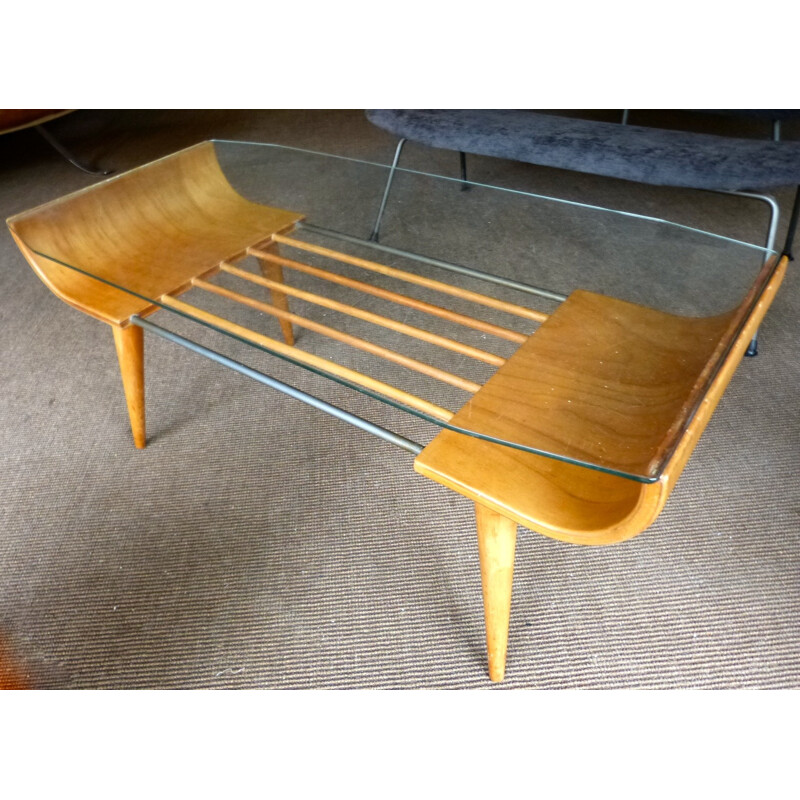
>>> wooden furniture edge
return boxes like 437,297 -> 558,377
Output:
5,141 -> 304,327
648,254 -> 788,521
414,255 -> 789,547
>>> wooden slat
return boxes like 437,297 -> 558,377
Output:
192,279 -> 482,393
249,246 -> 528,343
159,294 -> 456,422
220,263 -> 506,367
270,233 -> 548,322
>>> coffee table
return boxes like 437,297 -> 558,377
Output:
7,140 -> 786,681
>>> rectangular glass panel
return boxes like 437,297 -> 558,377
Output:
10,140 -> 778,482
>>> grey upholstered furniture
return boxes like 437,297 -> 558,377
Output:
366,109 -> 800,191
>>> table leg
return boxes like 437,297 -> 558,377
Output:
257,244 -> 294,346
112,323 -> 146,449
475,502 -> 518,682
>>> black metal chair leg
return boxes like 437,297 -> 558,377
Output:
35,125 -> 112,176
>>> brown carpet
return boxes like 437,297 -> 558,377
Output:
1,110 -> 798,689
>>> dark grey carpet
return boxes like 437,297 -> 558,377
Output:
1,110 -> 798,689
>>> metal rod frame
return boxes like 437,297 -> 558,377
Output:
369,138 -> 406,242
722,190 -> 779,258
364,135 -> 782,307
129,315 -> 424,455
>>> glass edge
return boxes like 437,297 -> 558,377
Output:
210,139 -> 778,256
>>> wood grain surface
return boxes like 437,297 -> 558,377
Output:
416,256 -> 787,546
7,142 -> 303,325
475,502 -> 518,682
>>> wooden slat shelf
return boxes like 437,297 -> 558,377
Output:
153,232 -> 550,430
160,293 -> 458,423
270,233 -> 549,323
191,278 -> 483,393
248,245 -> 528,343
218,260 -> 509,366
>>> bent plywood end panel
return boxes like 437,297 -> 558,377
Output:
7,142 -> 304,325
415,256 -> 788,546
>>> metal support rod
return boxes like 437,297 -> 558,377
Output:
724,190 -> 779,259
297,221 -> 568,303
129,316 -> 424,456
35,125 -> 112,176
714,189 -> 780,358
459,151 -> 469,191
369,137 -> 407,242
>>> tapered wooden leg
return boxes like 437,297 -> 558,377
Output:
257,244 -> 294,345
475,502 -> 518,682
112,323 -> 146,449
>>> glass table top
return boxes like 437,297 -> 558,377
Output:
10,139 -> 779,483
